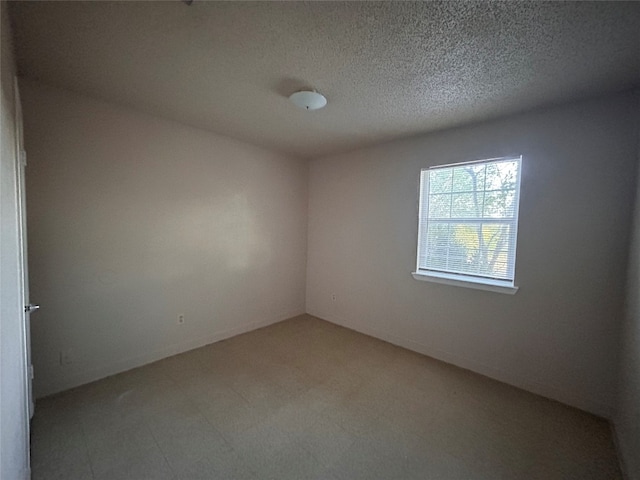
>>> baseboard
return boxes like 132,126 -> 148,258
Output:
36,310 -> 303,398
309,309 -> 612,418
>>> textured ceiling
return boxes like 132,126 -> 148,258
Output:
9,1 -> 640,158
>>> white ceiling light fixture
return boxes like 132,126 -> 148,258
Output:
289,90 -> 327,111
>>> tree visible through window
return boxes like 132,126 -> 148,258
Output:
416,156 -> 522,285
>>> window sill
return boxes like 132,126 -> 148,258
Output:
411,271 -> 519,295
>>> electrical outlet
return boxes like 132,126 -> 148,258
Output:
331,293 -> 336,302
177,314 -> 185,325
59,349 -> 74,366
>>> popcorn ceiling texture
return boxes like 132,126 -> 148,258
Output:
9,1 -> 640,158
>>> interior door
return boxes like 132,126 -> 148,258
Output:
15,77 -> 35,419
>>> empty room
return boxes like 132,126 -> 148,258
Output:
2,1 -> 640,479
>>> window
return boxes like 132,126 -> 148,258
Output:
412,156 -> 522,294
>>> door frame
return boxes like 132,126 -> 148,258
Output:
14,76 -> 34,425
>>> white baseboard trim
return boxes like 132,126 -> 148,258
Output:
309,309 -> 612,419
36,310 -> 303,398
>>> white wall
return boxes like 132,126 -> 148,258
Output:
616,99 -> 640,479
21,80 -> 308,398
0,2 -> 30,479
307,93 -> 639,417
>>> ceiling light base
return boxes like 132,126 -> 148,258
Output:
289,90 -> 327,110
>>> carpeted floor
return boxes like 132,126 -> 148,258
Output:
31,314 -> 621,479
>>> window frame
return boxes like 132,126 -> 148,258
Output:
412,156 -> 522,294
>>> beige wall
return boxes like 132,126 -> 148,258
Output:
0,2 -> 30,479
21,80 -> 308,397
616,99 -> 640,479
307,93 -> 639,417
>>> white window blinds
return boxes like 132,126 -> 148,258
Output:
417,156 -> 522,284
